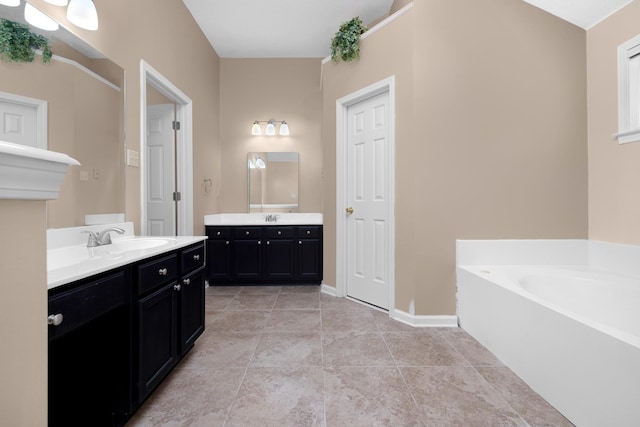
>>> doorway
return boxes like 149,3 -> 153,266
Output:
140,60 -> 194,236
336,76 -> 395,312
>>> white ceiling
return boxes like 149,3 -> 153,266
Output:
182,0 -> 636,59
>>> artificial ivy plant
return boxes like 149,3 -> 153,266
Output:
330,16 -> 367,63
0,19 -> 52,64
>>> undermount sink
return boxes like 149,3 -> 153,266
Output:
97,237 -> 177,253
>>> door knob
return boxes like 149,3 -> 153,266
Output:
345,207 -> 354,214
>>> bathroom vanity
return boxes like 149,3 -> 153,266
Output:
204,213 -> 322,285
47,224 -> 206,426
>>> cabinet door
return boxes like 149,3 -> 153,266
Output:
206,239 -> 231,281
233,239 -> 263,280
179,268 -> 205,355
137,282 -> 178,402
265,239 -> 295,280
297,239 -> 322,282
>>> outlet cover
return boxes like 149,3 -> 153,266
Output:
79,171 -> 89,182
127,149 -> 139,167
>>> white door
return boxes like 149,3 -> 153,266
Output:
0,98 -> 41,148
346,90 -> 391,309
146,103 -> 176,236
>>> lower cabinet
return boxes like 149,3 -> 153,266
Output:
206,225 -> 322,285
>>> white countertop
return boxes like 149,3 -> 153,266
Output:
204,213 -> 322,226
48,236 -> 207,290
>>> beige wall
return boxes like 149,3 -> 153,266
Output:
219,59 -> 322,214
0,201 -> 47,427
322,0 -> 588,315
587,1 -> 640,244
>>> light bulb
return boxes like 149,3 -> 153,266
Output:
251,121 -> 261,135
265,121 -> 275,136
25,3 -> 59,31
67,0 -> 98,31
0,0 -> 20,7
279,121 -> 289,136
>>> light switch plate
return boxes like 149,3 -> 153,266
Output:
127,149 -> 139,167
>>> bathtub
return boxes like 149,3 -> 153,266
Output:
457,240 -> 640,427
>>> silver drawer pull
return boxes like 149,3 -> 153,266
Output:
258,240 -> 262,245
226,241 -> 230,245
299,240 -> 303,245
216,231 -> 221,236
267,241 -> 270,245
246,231 -> 250,235
158,268 -> 168,276
183,278 -> 191,286
277,231 -> 282,235
174,284 -> 181,291
48,313 -> 63,326
307,230 -> 311,235
193,254 -> 200,261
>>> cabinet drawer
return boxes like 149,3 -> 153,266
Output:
206,227 -> 230,239
48,271 -> 128,340
266,226 -> 295,239
181,243 -> 205,273
298,226 -> 322,238
234,227 -> 263,239
137,254 -> 178,295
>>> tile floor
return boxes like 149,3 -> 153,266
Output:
128,285 -> 574,427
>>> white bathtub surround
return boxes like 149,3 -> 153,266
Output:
204,212 -> 322,225
457,239 -> 640,427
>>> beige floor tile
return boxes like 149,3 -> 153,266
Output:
205,294 -> 235,311
274,292 -> 320,310
440,329 -> 504,366
321,307 -> 378,332
477,367 -> 575,427
208,310 -> 272,332
324,366 -> 425,426
226,293 -> 278,311
322,330 -> 395,366
128,367 -> 245,427
369,308 -> 424,332
179,332 -> 261,369
239,285 -> 282,294
225,367 -> 324,427
280,284 -> 321,294
401,366 -> 527,426
251,332 -> 322,367
205,285 -> 244,295
384,331 -> 470,367
265,310 -> 322,332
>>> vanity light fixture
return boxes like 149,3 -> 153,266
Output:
0,0 -> 20,7
25,3 -> 59,31
250,120 -> 290,136
66,0 -> 98,31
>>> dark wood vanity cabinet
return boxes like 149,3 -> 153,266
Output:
136,243 -> 205,402
206,225 -> 322,284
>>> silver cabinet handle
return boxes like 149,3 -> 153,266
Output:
158,268 -> 168,276
267,241 -> 270,245
277,231 -> 282,235
216,231 -> 221,236
258,240 -> 262,245
226,241 -> 230,245
246,231 -> 250,235
174,284 -> 181,291
307,230 -> 311,235
299,240 -> 302,245
193,254 -> 200,261
48,313 -> 63,326
183,278 -> 191,286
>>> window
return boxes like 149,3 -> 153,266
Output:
617,34 -> 640,144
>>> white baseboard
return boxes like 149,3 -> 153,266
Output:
392,309 -> 458,328
320,284 -> 337,297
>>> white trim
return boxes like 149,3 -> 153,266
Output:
392,309 -> 459,328
35,51 -> 121,92
336,76 -> 396,313
0,91 -> 47,150
320,284 -> 337,297
140,60 -> 194,236
617,33 -> 640,144
321,3 -> 413,65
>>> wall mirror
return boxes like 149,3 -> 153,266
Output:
247,152 -> 298,213
0,1 -> 125,228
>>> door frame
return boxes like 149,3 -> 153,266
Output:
140,60 -> 193,236
335,76 -> 396,313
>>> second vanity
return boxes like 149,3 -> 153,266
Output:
47,223 -> 207,426
204,213 -> 323,285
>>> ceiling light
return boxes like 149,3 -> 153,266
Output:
66,0 -> 98,31
279,121 -> 289,136
25,3 -> 59,31
0,0 -> 20,7
43,0 -> 69,6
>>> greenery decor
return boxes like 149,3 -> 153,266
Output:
330,16 -> 367,63
0,19 -> 52,64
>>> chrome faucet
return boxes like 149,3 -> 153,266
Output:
264,214 -> 279,223
82,227 -> 125,247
